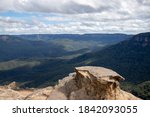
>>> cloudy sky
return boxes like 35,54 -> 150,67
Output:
0,0 -> 150,34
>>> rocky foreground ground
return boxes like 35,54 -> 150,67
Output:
0,66 -> 140,100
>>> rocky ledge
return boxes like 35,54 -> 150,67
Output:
0,66 -> 140,100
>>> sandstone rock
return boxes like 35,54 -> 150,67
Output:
0,86 -> 52,100
7,81 -> 18,90
25,87 -> 53,100
48,66 -> 140,100
0,89 -> 25,100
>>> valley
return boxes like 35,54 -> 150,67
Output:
0,32 -> 150,99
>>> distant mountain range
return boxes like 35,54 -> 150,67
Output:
0,35 -> 67,61
0,34 -> 131,61
16,33 -> 131,43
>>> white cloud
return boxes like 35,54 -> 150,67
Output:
0,0 -> 150,34
1,15 -> 149,34
0,0 -> 148,15
0,0 -> 14,11
12,0 -> 113,14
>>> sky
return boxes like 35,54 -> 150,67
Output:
0,0 -> 150,34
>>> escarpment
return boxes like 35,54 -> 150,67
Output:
0,66 -> 140,100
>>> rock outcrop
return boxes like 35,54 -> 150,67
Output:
0,66 -> 140,100
48,66 -> 140,100
0,83 -> 53,100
